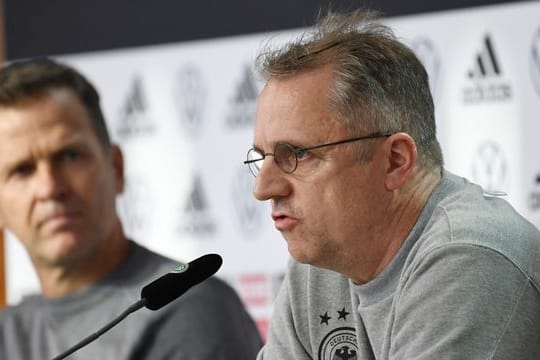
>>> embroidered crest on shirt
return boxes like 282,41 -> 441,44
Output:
317,308 -> 358,360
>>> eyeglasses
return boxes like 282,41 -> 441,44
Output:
244,132 -> 392,177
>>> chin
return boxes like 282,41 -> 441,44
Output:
38,235 -> 91,265
287,243 -> 315,265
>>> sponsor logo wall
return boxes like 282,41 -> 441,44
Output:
5,1 -> 540,339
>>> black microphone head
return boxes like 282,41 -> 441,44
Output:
141,253 -> 222,311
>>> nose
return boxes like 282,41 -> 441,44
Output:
252,156 -> 291,201
34,163 -> 67,200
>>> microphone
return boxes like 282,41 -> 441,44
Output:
51,253 -> 223,360
141,253 -> 223,310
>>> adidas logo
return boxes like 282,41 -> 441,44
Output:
115,76 -> 156,139
233,66 -> 259,103
468,35 -> 501,79
462,34 -> 511,103
225,65 -> 261,129
184,175 -> 207,213
177,175 -> 216,235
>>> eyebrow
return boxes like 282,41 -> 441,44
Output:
253,138 -> 310,151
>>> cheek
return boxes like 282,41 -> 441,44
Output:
0,194 -> 35,246
320,178 -> 371,228
301,186 -> 348,235
73,169 -> 117,209
0,189 -> 26,218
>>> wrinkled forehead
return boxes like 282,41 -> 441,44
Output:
253,70 -> 348,150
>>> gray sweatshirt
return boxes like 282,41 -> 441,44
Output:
0,242 -> 263,360
258,171 -> 540,360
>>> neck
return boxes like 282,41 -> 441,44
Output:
351,167 -> 442,284
37,221 -> 131,298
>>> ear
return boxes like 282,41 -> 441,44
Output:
384,132 -> 417,191
110,144 -> 125,194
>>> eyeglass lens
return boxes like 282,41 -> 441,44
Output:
246,148 -> 264,176
246,143 -> 298,176
274,143 -> 297,174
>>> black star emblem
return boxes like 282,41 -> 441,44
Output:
337,307 -> 350,320
319,312 -> 331,325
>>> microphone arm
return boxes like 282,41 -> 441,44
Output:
51,299 -> 147,360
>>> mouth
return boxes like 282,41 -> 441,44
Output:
271,212 -> 298,231
38,210 -> 81,231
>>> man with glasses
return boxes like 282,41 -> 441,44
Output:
246,10 -> 540,360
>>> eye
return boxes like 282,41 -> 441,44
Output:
58,149 -> 82,162
293,147 -> 310,160
10,163 -> 35,178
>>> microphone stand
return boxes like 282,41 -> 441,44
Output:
51,299 -> 147,360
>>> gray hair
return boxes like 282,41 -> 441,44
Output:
256,10 -> 443,170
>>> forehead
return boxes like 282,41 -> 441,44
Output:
254,66 -> 347,147
0,88 -> 93,131
0,89 -> 100,156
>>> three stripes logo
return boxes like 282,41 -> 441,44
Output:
463,34 -> 511,103
468,35 -> 500,79
115,75 -> 156,139
225,65 -> 261,129
177,175 -> 216,235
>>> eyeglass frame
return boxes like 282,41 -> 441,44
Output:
244,131 -> 393,177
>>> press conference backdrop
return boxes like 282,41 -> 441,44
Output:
4,1 -> 540,339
